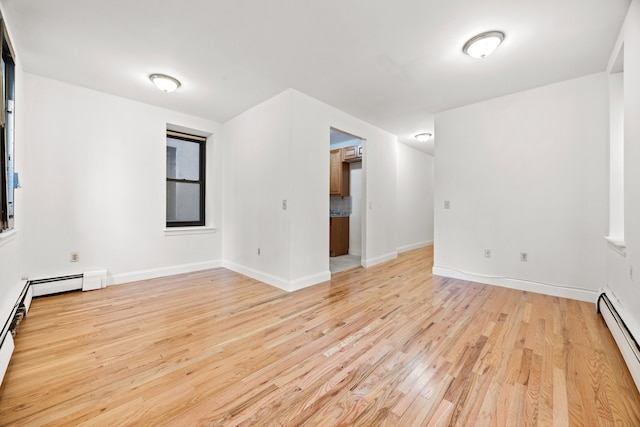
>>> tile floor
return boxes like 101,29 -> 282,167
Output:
329,254 -> 361,274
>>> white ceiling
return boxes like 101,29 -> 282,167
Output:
1,0 -> 630,154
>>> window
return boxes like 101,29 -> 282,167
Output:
166,130 -> 206,227
0,19 -> 16,232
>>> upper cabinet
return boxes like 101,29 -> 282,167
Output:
342,145 -> 363,163
330,149 -> 350,196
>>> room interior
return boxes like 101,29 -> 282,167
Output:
0,0 -> 639,424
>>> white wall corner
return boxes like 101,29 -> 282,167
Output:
432,265 -> 597,302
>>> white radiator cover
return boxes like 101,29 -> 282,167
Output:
597,291 -> 640,393
0,333 -> 14,387
31,276 -> 83,296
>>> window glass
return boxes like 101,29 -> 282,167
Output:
166,132 -> 205,227
166,137 -> 200,181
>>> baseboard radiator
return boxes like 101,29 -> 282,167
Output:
1,270 -> 107,386
597,292 -> 640,393
29,274 -> 84,296
0,282 -> 32,386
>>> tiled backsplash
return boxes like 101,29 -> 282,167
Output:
330,196 -> 352,216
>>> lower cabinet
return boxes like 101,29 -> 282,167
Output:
330,216 -> 350,257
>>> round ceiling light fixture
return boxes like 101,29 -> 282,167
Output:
149,73 -> 181,92
463,31 -> 505,59
415,133 -> 432,142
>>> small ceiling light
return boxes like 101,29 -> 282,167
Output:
149,73 -> 181,92
415,133 -> 432,142
463,31 -> 505,59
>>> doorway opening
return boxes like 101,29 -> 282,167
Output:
329,127 -> 364,274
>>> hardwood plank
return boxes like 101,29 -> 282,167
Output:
0,246 -> 639,425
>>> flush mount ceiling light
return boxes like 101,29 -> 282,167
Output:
149,73 -> 181,92
415,133 -> 432,142
463,31 -> 505,59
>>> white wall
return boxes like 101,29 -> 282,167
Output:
222,90 -> 293,287
606,0 -> 640,340
223,89 -> 398,291
608,72 -> 624,240
0,18 -> 25,326
290,91 -> 398,272
349,162 -> 363,256
22,74 -> 223,284
434,73 -> 609,301
396,143 -> 434,253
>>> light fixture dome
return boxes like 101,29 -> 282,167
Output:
463,31 -> 505,59
149,73 -> 181,92
415,133 -> 432,142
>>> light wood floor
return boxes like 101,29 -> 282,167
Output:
1,246 -> 639,426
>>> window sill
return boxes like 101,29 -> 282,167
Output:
605,236 -> 626,257
0,229 -> 18,248
164,226 -> 217,237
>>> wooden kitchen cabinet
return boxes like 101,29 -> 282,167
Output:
330,149 -> 350,196
330,216 -> 349,257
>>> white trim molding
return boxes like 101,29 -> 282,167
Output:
110,260 -> 222,285
605,236 -> 626,257
289,271 -> 331,292
432,265 -> 596,302
222,261 -> 289,291
397,240 -> 433,254
363,251 -> 398,268
164,226 -> 217,237
221,262 -> 330,293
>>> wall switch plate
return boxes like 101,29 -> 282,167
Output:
444,200 -> 451,209
520,252 -> 528,262
70,252 -> 79,262
484,249 -> 491,258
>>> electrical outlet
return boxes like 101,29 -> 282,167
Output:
520,252 -> 528,262
282,200 -> 287,210
257,248 -> 261,255
484,249 -> 491,258
444,200 -> 451,209
630,266 -> 633,280
70,252 -> 79,262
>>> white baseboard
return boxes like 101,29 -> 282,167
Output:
397,240 -> 433,254
110,260 -> 222,285
222,261 -> 330,292
432,265 -> 596,302
363,251 -> 398,268
348,249 -> 362,256
222,261 -> 289,291
289,271 -> 331,292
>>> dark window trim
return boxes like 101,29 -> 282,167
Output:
166,131 -> 206,228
